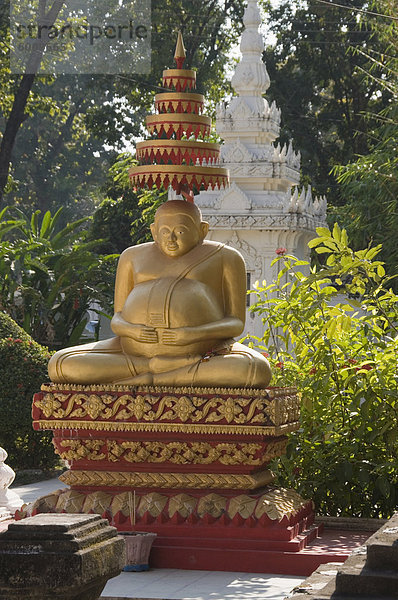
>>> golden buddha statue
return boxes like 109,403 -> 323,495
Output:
48,200 -> 271,388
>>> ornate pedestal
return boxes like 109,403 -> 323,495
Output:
31,383 -> 319,574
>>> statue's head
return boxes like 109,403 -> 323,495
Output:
151,200 -> 209,258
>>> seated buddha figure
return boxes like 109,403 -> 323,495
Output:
48,200 -> 271,388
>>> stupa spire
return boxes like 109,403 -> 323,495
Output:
231,0 -> 270,97
174,31 -> 186,69
129,33 -> 229,200
215,0 -> 280,146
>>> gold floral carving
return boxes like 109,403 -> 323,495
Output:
59,468 -> 274,490
56,440 -> 106,461
34,385 -> 300,436
56,439 -> 288,466
41,383 -> 297,397
35,392 -> 133,421
107,441 -> 264,465
265,389 -> 301,426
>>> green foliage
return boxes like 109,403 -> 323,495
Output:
88,153 -> 168,253
330,1 -> 398,286
249,225 -> 398,517
0,206 -> 117,348
331,106 -> 398,285
1,1 -> 245,214
0,311 -> 58,470
10,75 -> 113,219
261,0 -> 393,203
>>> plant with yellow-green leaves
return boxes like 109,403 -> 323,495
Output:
249,224 -> 398,517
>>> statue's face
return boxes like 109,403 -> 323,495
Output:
152,213 -> 202,258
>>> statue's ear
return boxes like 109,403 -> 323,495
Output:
200,221 -> 209,239
150,222 -> 156,241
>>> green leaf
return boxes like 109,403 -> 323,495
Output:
308,237 -> 323,248
30,210 -> 40,237
332,222 -> 341,242
358,469 -> 370,486
68,318 -> 89,345
315,247 -> 333,254
39,211 -> 52,238
376,476 -> 390,498
315,227 -> 331,237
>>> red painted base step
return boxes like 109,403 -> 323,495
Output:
149,524 -> 338,576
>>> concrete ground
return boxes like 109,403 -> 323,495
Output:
100,569 -> 304,600
10,478 -> 305,599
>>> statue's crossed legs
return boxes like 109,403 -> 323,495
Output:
48,337 -> 271,388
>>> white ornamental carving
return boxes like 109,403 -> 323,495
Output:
226,98 -> 256,121
221,141 -> 253,164
231,0 -> 270,97
218,183 -> 251,211
0,447 -> 23,518
227,164 -> 274,178
205,214 -> 326,230
226,232 -> 262,274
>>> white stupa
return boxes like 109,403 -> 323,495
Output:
196,0 -> 327,338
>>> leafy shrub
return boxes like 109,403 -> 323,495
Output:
249,225 -> 398,518
0,206 -> 117,349
0,311 -> 58,470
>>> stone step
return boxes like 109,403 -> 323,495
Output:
363,513 -> 398,571
335,555 -> 398,598
285,513 -> 398,599
0,514 -> 126,600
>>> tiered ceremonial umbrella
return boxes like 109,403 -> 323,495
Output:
129,33 -> 229,201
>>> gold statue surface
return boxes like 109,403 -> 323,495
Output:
49,201 -> 271,387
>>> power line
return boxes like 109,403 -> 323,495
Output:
115,74 -> 165,92
313,0 -> 398,22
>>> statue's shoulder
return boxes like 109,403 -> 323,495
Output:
119,241 -> 155,260
202,240 -> 245,265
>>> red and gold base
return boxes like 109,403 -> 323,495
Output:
29,383 -> 322,574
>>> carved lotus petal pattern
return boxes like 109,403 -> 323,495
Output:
110,492 -> 139,517
55,490 -> 85,514
138,492 -> 168,517
228,494 -> 257,519
168,493 -> 196,518
197,494 -> 227,518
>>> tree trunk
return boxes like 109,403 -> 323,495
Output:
0,0 -> 64,205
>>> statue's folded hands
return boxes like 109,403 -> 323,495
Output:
111,314 -> 158,343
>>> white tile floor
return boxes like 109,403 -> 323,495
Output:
10,478 -> 304,600
101,569 -> 303,599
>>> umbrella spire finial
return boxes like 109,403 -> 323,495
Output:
174,31 -> 186,69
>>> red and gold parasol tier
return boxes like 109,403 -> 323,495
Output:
130,165 -> 229,194
155,92 -> 205,115
162,69 -> 196,92
146,114 -> 211,140
129,32 -> 229,198
136,140 -> 220,166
